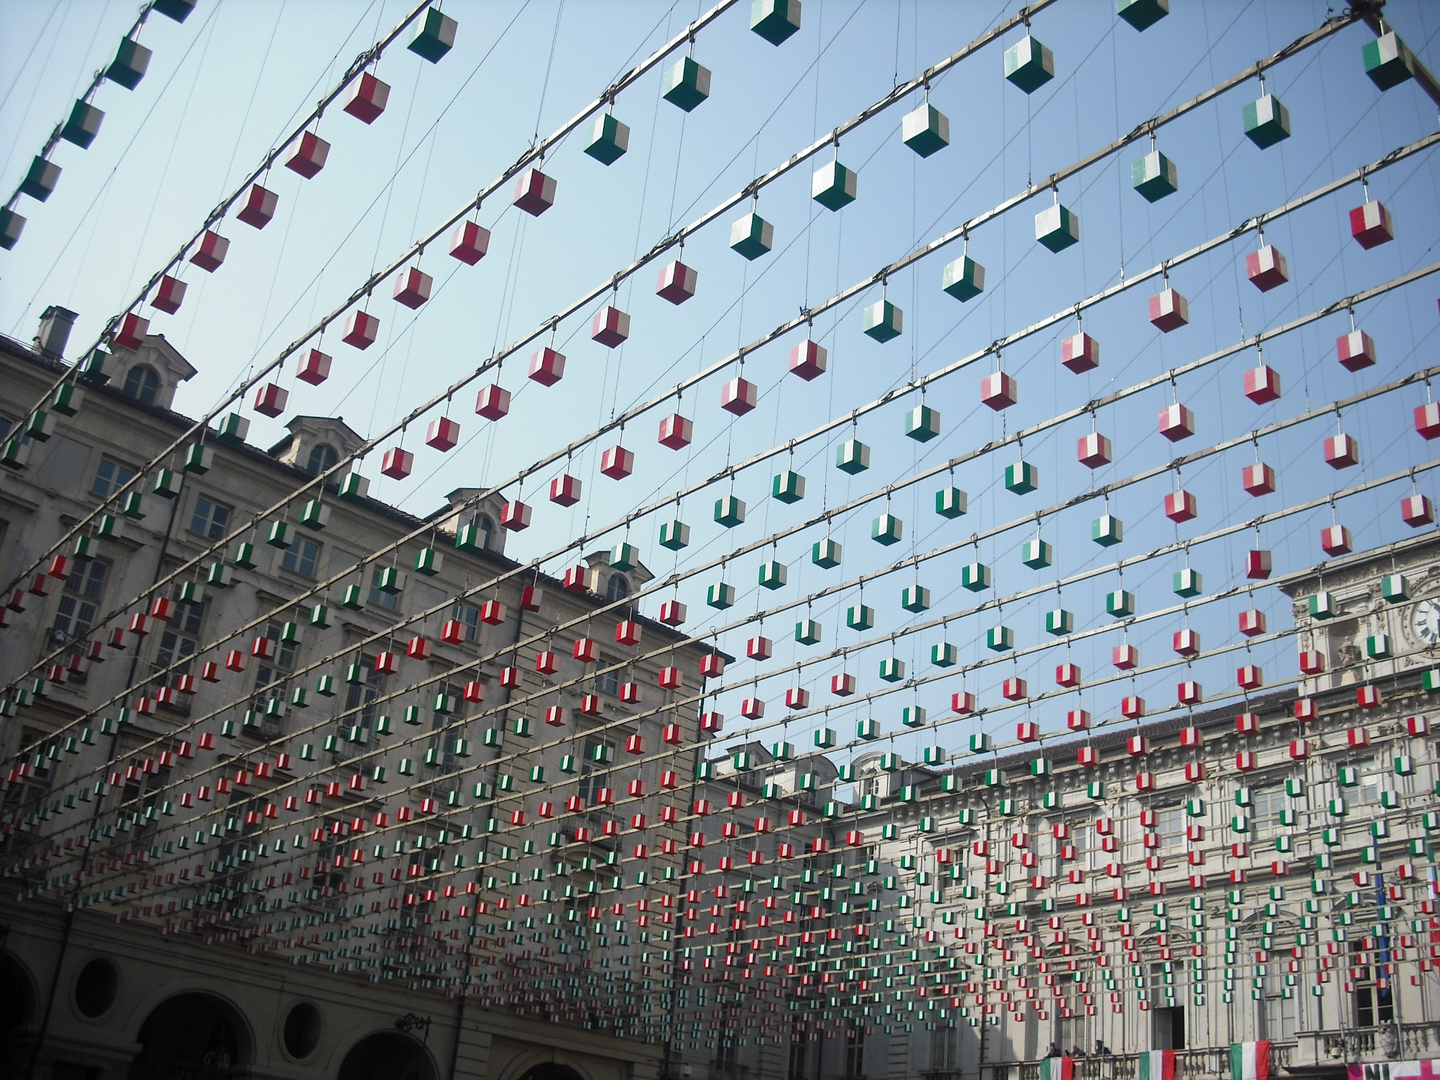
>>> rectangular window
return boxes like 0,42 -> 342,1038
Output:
281,537 -> 321,578
91,457 -> 137,499
189,495 -> 232,541
368,567 -> 399,611
52,560 -> 110,663
152,598 -> 205,699
344,654 -> 388,728
450,601 -> 480,642
254,622 -> 299,716
595,657 -> 619,697
577,737 -> 615,803
1156,805 -> 1185,853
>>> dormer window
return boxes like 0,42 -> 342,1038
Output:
477,515 -> 494,551
605,573 -> 631,601
122,364 -> 161,406
303,443 -> 339,476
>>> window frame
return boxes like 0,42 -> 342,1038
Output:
281,536 -> 322,578
121,364 -> 162,406
91,456 -> 138,499
188,494 -> 233,542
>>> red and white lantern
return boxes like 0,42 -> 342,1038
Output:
549,474 -> 581,506
1148,288 -> 1189,332
1238,609 -> 1266,637
1061,332 -> 1099,373
475,384 -> 510,420
600,445 -> 634,480
380,447 -> 413,479
513,167 -> 556,216
285,130 -> 330,178
1077,432 -> 1112,468
1164,489 -> 1197,523
342,310 -> 379,350
500,500 -> 532,530
721,376 -> 757,416
425,416 -> 459,452
393,266 -> 432,309
253,383 -> 288,417
1402,494 -> 1434,527
1242,463 -> 1276,496
1245,549 -> 1272,580
1323,434 -> 1359,469
450,220 -> 489,265
343,72 -> 390,123
980,371 -> 1017,410
1243,365 -> 1281,404
297,348 -> 331,386
591,305 -> 630,348
789,340 -> 827,380
1321,524 -> 1352,556
152,274 -> 187,314
1158,403 -> 1194,441
236,183 -> 277,229
190,229 -> 229,272
658,413 -> 693,450
1245,244 -> 1289,291
656,260 -> 697,304
1349,200 -> 1394,249
1336,330 -> 1376,371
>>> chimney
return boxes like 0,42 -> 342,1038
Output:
35,306 -> 79,360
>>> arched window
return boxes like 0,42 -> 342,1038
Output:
303,443 -> 339,476
606,573 -> 630,601
121,364 -> 161,406
478,516 -> 494,550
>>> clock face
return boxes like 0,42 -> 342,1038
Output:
1414,598 -> 1440,647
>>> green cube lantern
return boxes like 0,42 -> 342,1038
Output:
901,102 -> 950,157
1108,589 -> 1135,618
1004,34 -> 1054,93
51,382 -> 84,417
1116,0 -> 1169,31
750,0 -> 802,46
707,581 -> 735,609
758,559 -> 787,590
214,412 -> 249,445
0,208 -> 23,252
308,603 -> 329,629
795,619 -> 822,645
936,487 -> 967,518
151,468 -> 181,499
814,727 -> 837,748
661,57 -> 711,112
879,658 -> 905,682
970,732 -> 992,754
847,604 -> 875,631
1243,94 -> 1291,149
408,6 -> 457,62
837,438 -> 870,474
932,642 -> 957,667
862,299 -> 903,343
1380,574 -> 1408,603
584,113 -> 630,165
942,256 -> 985,301
182,442 -> 213,474
1005,460 -> 1038,494
1092,514 -> 1124,546
1173,568 -> 1203,598
924,746 -> 946,765
904,404 -> 940,442
1045,608 -> 1074,635
414,546 -> 443,575
1021,538 -> 1052,569
872,513 -> 903,545
610,541 -> 638,571
714,495 -> 746,527
857,718 -> 881,741
337,472 -> 369,502
812,538 -> 841,568
901,585 -> 930,613
1363,31 -> 1415,91
377,566 -> 405,594
659,519 -> 690,550
961,562 -> 991,592
1423,668 -> 1440,692
730,211 -> 774,260
772,469 -> 805,503
79,348 -> 115,384
1366,634 -> 1391,660
811,160 -> 857,211
231,542 -> 257,570
266,520 -> 292,549
1132,150 -> 1178,202
1307,591 -> 1336,620
1035,203 -> 1080,252
987,625 -> 1014,652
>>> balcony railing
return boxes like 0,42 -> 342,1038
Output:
1301,1021 -> 1440,1066
1008,1044 -> 1292,1080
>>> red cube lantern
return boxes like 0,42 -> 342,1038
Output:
1349,200 -> 1394,249
1172,629 -> 1200,656
114,311 -> 149,351
746,636 -> 772,661
1184,762 -> 1206,783
1077,432 -> 1111,468
1245,245 -> 1289,291
1179,726 -> 1202,747
656,260 -> 697,304
528,347 -> 565,386
1289,739 -> 1310,760
658,667 -> 682,690
951,690 -> 976,714
1113,644 -> 1138,670
1321,524 -> 1352,556
380,447 -> 413,479
534,650 -> 558,675
450,220 -> 490,265
1061,332 -> 1099,373
980,371 -> 1017,410
1017,721 -> 1039,742
1336,330 -> 1376,371
236,183 -> 277,229
600,445 -> 634,480
700,654 -> 726,679
342,310 -> 379,350
789,339 -> 827,380
591,305 -> 629,348
1002,677 -> 1028,701
500,500 -> 531,530
1055,662 -> 1081,687
475,384 -> 510,420
1323,434 -> 1359,469
152,274 -> 187,314
1177,680 -> 1203,705
832,673 -> 856,696
720,376 -> 757,416
1121,696 -> 1145,719
1066,709 -> 1090,730
297,348 -> 331,386
1245,549 -> 1272,580
1243,365 -> 1281,404
190,229 -> 229,272
549,474 -> 581,506
407,636 -> 431,660
562,565 -> 591,592
1296,649 -> 1325,675
784,686 -> 810,709
658,413 -> 693,450
425,416 -> 459,452
1234,751 -> 1257,772
1148,288 -> 1189,332
1164,490 -> 1197,523
1237,665 -> 1263,690
343,71 -> 390,123
1415,402 -> 1440,440
1242,463 -> 1275,496
393,266 -> 432,309
441,620 -> 465,645
659,599 -> 686,626
1158,403 -> 1194,441
615,620 -> 641,646
253,382 -> 288,418
1295,698 -> 1317,721
285,130 -> 330,178
1127,735 -> 1149,757
520,585 -> 543,611
1238,609 -> 1266,637
1402,493 -> 1434,527
1356,685 -> 1382,709
740,697 -> 764,719
513,167 -> 556,216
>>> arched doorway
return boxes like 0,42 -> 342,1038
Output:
128,992 -> 247,1080
338,1033 -> 436,1080
518,1065 -> 585,1080
0,952 -> 35,1035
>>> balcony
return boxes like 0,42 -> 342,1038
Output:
1007,1045 -> 1293,1080
1299,1022 -> 1440,1069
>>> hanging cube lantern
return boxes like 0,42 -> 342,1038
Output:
879,658 -> 906,682
284,130 -> 330,178
1366,633 -> 1392,660
811,160 -> 857,211
862,299 -> 903,342
846,603 -> 875,630
236,183 -> 277,229
474,384 -> 510,420
1035,203 -> 1080,252
408,7 -> 457,62
1056,663 -> 1080,687
513,167 -> 557,216
1335,330 -> 1376,371
772,469 -> 805,502
1117,0 -> 1170,31
746,635 -> 773,661
61,99 -> 104,147
1402,493 -> 1434,527
450,219 -> 489,264
730,211 -> 774,260
1022,538 -> 1052,569
151,274 -> 187,314
341,310 -> 379,349
1349,201 -> 1394,249
600,445 -> 635,479
901,584 -> 930,612
1001,677 -> 1027,700
107,36 -> 152,89
344,72 -> 390,123
1416,401 -> 1440,440
1239,609 -> 1267,637
662,56 -> 711,111
549,474 -> 581,505
253,382 -> 288,418
1060,332 -> 1100,373
500,499 -> 531,530
758,559 -> 787,590
1321,525 -> 1352,556
297,347 -> 331,386
705,579 -> 735,610
0,208 -> 24,251
905,404 -> 940,442
789,338 -> 826,380
1241,462 -> 1276,496
1132,151 -> 1178,202
658,412 -> 693,450
795,619 -> 822,645
190,229 -> 229,272
1245,245 -> 1289,291
1004,34 -> 1054,92
527,346 -> 566,386
425,416 -> 460,452
981,371 -> 1017,410
1077,432 -> 1112,468
811,537 -> 841,567
393,266 -> 432,309
1362,30 -> 1415,89
657,518 -> 691,551
656,260 -> 698,305
1243,364 -> 1281,404
872,513 -> 903,545
659,599 -> 686,626
380,447 -> 413,479
1307,590 -> 1336,619
714,494 -> 746,527
720,376 -> 758,416
1245,550 -> 1273,580
1158,402 -> 1195,441
836,438 -> 870,473
113,311 -> 149,351
1323,434 -> 1359,469
1177,681 -> 1203,705
1172,629 -> 1201,656
1173,567 -> 1203,597
1045,608 -> 1074,635
902,102 -> 950,157
750,0 -> 802,44
987,625 -> 1014,651
19,157 -> 60,202
1148,288 -> 1189,332
941,255 -> 985,302
1005,460 -> 1038,494
936,486 -> 967,518
1242,93 -> 1291,149
1164,489 -> 1197,523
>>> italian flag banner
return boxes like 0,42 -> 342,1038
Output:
1040,1059 -> 1075,1080
1347,1061 -> 1440,1080
1231,1042 -> 1270,1080
1141,1050 -> 1177,1080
